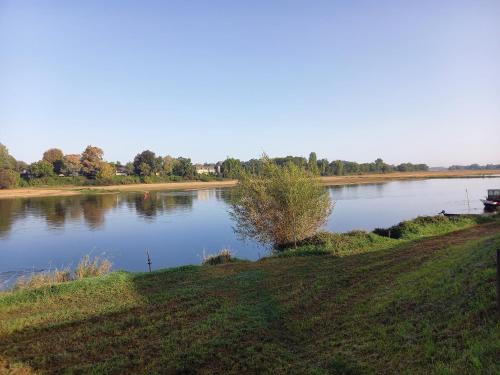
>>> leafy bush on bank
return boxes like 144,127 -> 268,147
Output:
373,215 -> 476,239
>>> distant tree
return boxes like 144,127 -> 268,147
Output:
15,160 -> 28,173
29,160 -> 55,178
155,156 -> 164,174
0,143 -> 16,170
138,162 -> 152,177
242,159 -> 263,175
330,160 -> 345,176
162,155 -> 177,175
274,156 -> 307,169
96,162 -> 115,179
125,162 -> 134,175
173,157 -> 195,178
230,157 -> 333,249
221,158 -> 242,178
318,159 -> 329,176
0,169 -> 20,189
81,146 -> 104,178
308,152 -> 319,175
344,161 -> 360,174
42,148 -> 64,173
133,150 -> 157,176
62,154 -> 82,176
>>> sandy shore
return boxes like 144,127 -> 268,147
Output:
0,170 -> 499,199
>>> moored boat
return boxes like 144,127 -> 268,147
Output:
481,189 -> 500,210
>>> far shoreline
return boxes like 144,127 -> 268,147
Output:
0,169 -> 499,200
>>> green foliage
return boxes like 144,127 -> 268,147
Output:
231,157 -> 333,249
28,160 -> 55,178
0,169 -> 21,189
19,176 -> 87,187
308,152 -> 319,175
281,230 -> 395,257
373,215 -> 476,239
0,143 -> 17,170
133,150 -> 158,176
173,157 -> 195,178
221,157 -> 242,178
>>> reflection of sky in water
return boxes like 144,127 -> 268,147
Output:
0,177 -> 498,288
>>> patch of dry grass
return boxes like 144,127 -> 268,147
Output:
13,256 -> 112,291
202,249 -> 235,265
75,255 -> 112,279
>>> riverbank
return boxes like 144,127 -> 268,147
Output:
1,217 -> 499,373
0,169 -> 499,199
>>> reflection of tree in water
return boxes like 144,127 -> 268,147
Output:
0,199 -> 25,238
80,194 -> 118,229
123,191 -> 194,219
0,194 -> 120,236
0,191 -> 196,237
216,187 -> 239,206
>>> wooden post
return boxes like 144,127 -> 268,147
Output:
146,250 -> 152,272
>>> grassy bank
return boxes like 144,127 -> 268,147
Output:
1,216 -> 499,374
1,169 -> 499,200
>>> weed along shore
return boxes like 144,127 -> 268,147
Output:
1,169 -> 499,200
1,214 -> 499,373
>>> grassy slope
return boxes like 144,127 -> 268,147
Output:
1,222 -> 499,374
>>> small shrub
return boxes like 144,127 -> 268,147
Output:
202,249 -> 235,265
0,169 -> 20,189
230,157 -> 333,249
75,255 -> 112,279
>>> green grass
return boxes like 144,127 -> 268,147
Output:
373,215 -> 478,240
280,215 -> 479,258
0,220 -> 499,374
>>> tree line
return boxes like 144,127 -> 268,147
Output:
219,152 -> 429,179
449,164 -> 500,170
1,143 -> 431,189
0,143 -> 203,189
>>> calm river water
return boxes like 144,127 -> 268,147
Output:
1,177 -> 498,288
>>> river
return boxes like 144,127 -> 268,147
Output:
0,177 -> 498,289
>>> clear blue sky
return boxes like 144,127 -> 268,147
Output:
1,0 -> 499,166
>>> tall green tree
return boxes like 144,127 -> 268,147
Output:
133,150 -> 157,176
308,152 -> 319,175
221,158 -> 242,178
173,157 -> 195,178
0,143 -> 16,170
29,161 -> 55,178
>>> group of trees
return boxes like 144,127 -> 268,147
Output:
220,153 -> 429,178
449,164 -> 500,170
0,142 -> 433,190
0,143 -> 203,189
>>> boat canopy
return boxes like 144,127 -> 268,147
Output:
487,189 -> 500,198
